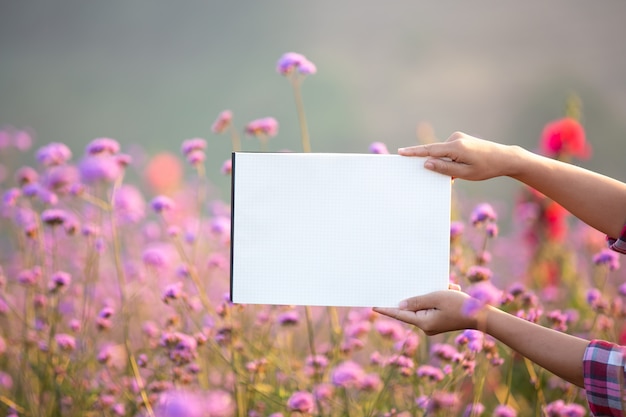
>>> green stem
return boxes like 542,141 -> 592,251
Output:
291,76 -> 311,153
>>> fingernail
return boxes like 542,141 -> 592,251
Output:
398,300 -> 408,309
424,161 -> 435,170
397,147 -> 406,153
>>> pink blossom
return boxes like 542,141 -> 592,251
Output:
162,282 -> 185,303
287,391 -> 315,413
14,166 -> 38,185
181,138 -> 207,156
431,343 -> 459,361
416,364 -> 445,382
466,265 -> 493,283
86,138 -> 120,155
493,404 -> 517,417
36,142 -> 72,166
49,270 -> 71,292
41,209 -> 68,226
150,195 -> 175,213
330,360 -> 366,388
360,373 -> 382,391
211,110 -> 233,134
220,159 -> 232,175
245,117 -> 279,138
276,52 -> 317,76
450,221 -> 465,240
374,318 -> 405,340
277,309 -> 300,326
185,149 -> 205,166
470,203 -> 497,225
113,184 -> 146,223
463,403 -> 486,417
369,142 -> 389,154
592,248 -> 620,271
42,165 -> 79,193
3,187 -> 21,207
79,155 -> 123,184
55,333 -> 76,351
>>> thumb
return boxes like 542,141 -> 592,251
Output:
424,157 -> 467,178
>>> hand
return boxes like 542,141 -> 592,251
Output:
373,285 -> 478,336
398,132 -> 522,181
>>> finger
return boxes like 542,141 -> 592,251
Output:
398,142 -> 454,158
423,157 -> 469,178
398,293 -> 440,312
373,307 -> 421,326
448,283 -> 461,291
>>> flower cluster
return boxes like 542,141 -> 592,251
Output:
0,55 -> 620,417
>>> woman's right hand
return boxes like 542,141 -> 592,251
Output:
398,132 -> 523,181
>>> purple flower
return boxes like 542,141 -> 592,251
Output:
287,391 -> 315,413
450,221 -> 465,240
245,117 -> 279,138
14,166 -> 38,186
417,364 -> 445,382
3,187 -> 21,207
431,343 -> 459,361
470,203 -> 497,225
417,391 -> 460,413
455,330 -> 484,353
162,282 -> 185,304
277,310 -> 300,326
49,271 -> 71,292
592,248 -> 620,271
466,281 -> 502,307
36,142 -> 72,166
330,360 -> 366,388
221,159 -> 232,175
150,195 -> 175,213
462,297 -> 484,317
463,403 -> 486,417
79,155 -> 123,184
276,52 -> 317,76
41,208 -> 68,226
113,184 -> 146,223
486,222 -> 499,237
185,149 -> 205,166
153,390 -> 208,417
205,390 -> 235,417
493,404 -> 517,417
42,165 -> 79,193
369,142 -> 389,154
55,333 -> 76,351
304,354 -> 328,376
18,267 -> 41,286
360,373 -> 382,391
374,318 -> 405,341
586,288 -> 602,306
544,400 -> 586,417
142,245 -> 174,269
466,265 -> 493,283
212,110 -> 233,134
85,138 -> 120,155
181,138 -> 207,156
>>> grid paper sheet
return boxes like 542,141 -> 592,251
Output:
230,152 -> 451,308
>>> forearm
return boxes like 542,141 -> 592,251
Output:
482,305 -> 589,387
509,146 -> 626,237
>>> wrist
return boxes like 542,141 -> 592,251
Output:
505,144 -> 532,179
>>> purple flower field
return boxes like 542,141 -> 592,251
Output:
0,53 -> 624,417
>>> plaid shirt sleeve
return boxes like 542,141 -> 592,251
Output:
607,224 -> 626,254
583,339 -> 626,416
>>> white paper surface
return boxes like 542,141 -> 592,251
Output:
230,152 -> 451,307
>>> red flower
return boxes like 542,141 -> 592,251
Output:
540,117 -> 591,159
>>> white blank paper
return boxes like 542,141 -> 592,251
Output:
230,152 -> 451,308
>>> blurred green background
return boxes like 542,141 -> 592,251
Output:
1,0 -> 625,211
